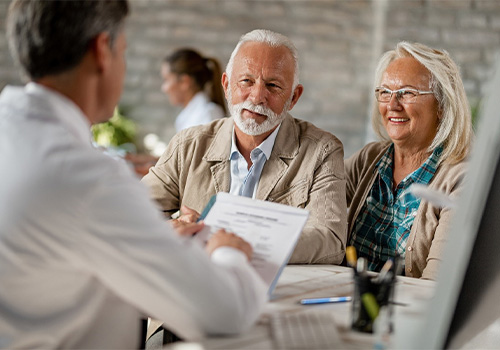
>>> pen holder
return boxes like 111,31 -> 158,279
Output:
351,271 -> 395,333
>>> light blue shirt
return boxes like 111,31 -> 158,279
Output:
229,125 -> 281,198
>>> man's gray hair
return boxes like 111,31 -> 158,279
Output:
7,0 -> 129,80
372,41 -> 473,165
225,29 -> 300,89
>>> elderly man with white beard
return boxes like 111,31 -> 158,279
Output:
142,29 -> 347,265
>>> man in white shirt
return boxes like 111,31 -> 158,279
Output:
0,1 -> 267,349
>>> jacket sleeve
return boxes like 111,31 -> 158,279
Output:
344,149 -> 362,207
420,165 -> 467,280
288,139 -> 347,264
141,134 -> 183,218
419,204 -> 454,280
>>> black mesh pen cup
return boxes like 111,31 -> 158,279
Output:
351,268 -> 396,333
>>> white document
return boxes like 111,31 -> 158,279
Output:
195,192 -> 309,294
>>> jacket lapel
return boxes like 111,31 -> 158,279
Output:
256,114 -> 299,200
204,117 -> 234,193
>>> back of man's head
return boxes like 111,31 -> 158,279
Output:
6,0 -> 129,81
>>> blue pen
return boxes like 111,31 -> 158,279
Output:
300,296 -> 352,305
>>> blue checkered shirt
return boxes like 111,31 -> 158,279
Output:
349,144 -> 442,272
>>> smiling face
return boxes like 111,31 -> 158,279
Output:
222,42 -> 302,136
379,57 -> 440,151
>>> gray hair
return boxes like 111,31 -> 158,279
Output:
372,41 -> 473,165
7,0 -> 129,80
225,29 -> 300,89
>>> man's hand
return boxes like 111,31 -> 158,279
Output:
170,219 -> 204,237
206,230 -> 253,261
177,205 -> 200,224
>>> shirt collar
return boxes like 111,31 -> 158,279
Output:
229,123 -> 281,160
376,143 -> 443,188
25,82 -> 92,146
409,145 -> 442,184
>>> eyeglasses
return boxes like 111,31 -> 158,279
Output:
374,87 -> 434,104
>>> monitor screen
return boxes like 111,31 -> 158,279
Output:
445,152 -> 500,348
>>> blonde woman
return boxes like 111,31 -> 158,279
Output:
346,42 -> 473,280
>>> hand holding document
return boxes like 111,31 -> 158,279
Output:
195,193 -> 309,295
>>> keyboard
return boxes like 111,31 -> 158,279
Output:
270,310 -> 344,349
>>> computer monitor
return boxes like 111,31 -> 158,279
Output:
395,55 -> 500,349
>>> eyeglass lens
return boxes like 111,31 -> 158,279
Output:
376,88 -> 418,103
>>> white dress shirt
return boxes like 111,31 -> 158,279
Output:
174,91 -> 225,132
229,125 -> 280,199
0,83 -> 267,349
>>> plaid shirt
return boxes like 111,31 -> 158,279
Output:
349,144 -> 442,272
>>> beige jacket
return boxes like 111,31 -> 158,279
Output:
345,142 -> 468,279
142,115 -> 347,264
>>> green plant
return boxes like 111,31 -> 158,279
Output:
470,100 -> 481,130
92,107 -> 137,148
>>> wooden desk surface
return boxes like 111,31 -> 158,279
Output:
196,265 -> 436,350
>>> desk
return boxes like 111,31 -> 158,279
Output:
193,265 -> 436,350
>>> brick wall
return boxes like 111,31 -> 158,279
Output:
1,0 -> 499,157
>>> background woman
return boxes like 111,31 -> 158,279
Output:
161,48 -> 227,132
346,41 -> 473,280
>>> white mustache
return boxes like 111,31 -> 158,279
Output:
238,101 -> 279,119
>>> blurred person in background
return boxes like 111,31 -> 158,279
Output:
161,48 -> 227,132
345,41 -> 473,280
136,49 -> 228,176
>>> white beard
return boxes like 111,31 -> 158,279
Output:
228,94 -> 292,136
